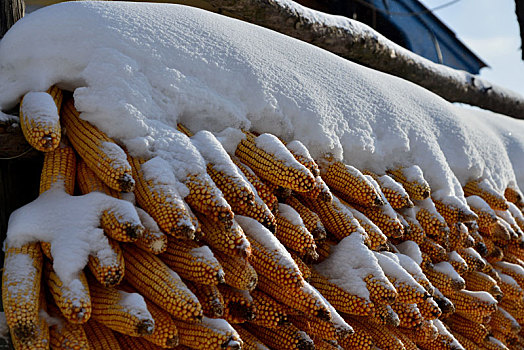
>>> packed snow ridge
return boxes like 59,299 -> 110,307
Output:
1,1 -> 524,202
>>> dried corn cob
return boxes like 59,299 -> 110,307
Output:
464,270 -> 503,300
40,144 -> 76,195
504,186 -> 524,207
250,289 -> 289,328
122,244 -> 202,321
390,302 -> 423,329
311,337 -> 343,350
232,325 -> 270,350
237,215 -> 304,288
397,212 -> 426,245
10,302 -> 49,350
243,323 -> 314,350
494,261 -> 524,289
489,307 -> 521,338
448,250 -> 469,275
400,318 -> 439,344
433,196 -> 477,225
257,274 -> 330,320
309,268 -> 375,316
482,336 -> 510,350
289,314 -> 338,341
415,200 -> 450,240
44,261 -> 91,324
61,98 -> 134,192
160,238 -> 225,286
373,302 -> 400,326
345,204 -> 388,250
423,261 -> 465,295
286,140 -> 319,177
448,313 -> 489,343
184,281 -> 224,318
235,132 -> 316,193
134,207 -> 168,254
198,214 -> 252,259
233,157 -> 279,212
508,201 -> 524,231
276,203 -> 317,259
419,236 -> 448,263
76,158 -> 121,198
449,330 -> 481,350
464,180 -> 508,211
173,317 -> 242,349
449,289 -> 498,321
143,300 -> 180,348
89,278 -> 154,337
49,316 -> 90,350
83,319 -> 122,350
497,272 -> 524,301
387,165 -> 431,200
218,285 -> 257,323
387,325 -> 418,350
339,317 -> 375,350
214,250 -> 258,291
87,238 -> 125,287
2,242 -> 43,344
417,297 -> 442,320
19,88 -> 62,152
299,195 -> 367,242
458,247 -> 486,271
302,175 -> 334,202
320,160 -> 383,207
352,199 -> 404,239
419,319 -> 463,350
499,298 -> 524,324
363,171 -> 413,209
289,251 -> 312,281
129,155 -> 196,239
347,316 -> 406,350
448,222 -> 471,251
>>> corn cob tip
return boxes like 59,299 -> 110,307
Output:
374,196 -> 385,206
126,224 -> 145,240
119,173 -> 136,192
217,270 -> 226,284
137,319 -> 155,336
224,336 -> 242,350
173,224 -> 196,240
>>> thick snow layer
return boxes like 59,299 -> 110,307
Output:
278,203 -> 304,226
395,241 -> 423,265
117,291 -> 153,328
433,261 -> 464,284
0,1 -> 523,199
20,91 -> 59,124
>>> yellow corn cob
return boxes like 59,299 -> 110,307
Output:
2,242 -> 43,344
390,302 -> 423,329
448,222 -> 471,251
458,247 -> 487,271
314,239 -> 334,263
499,298 -> 524,324
449,289 -> 498,322
419,236 -> 448,263
232,325 -> 270,350
482,336 -> 510,350
450,330 -> 481,350
489,307 -> 521,338
494,261 -> 524,289
362,171 -> 413,209
285,140 -> 319,177
115,334 -> 166,349
243,323 -> 314,350
276,204 -> 317,259
505,187 -> 524,207
214,250 -> 258,291
321,160 -> 383,207
83,319 -> 122,350
88,279 -> 154,337
309,268 -> 375,316
345,204 -> 388,250
257,274 -> 330,320
233,157 -> 279,212
61,98 -> 134,192
134,207 -> 168,254
364,274 -> 398,305
448,313 -> 489,343
387,326 -> 418,350
184,281 -> 225,318
415,205 -> 449,240
160,238 -> 225,286
299,195 -> 367,242
39,144 -> 76,196
373,302 -> 400,326
122,244 -> 202,321
419,329 -> 460,350
284,196 -> 327,241
289,251 -> 312,281
128,155 -> 196,239
464,180 -> 508,211
433,197 -> 477,226
49,318 -> 90,350
250,289 -> 289,328
387,166 -> 431,201
218,285 -> 257,323
173,317 -> 243,350
347,316 -> 406,350
497,272 -> 524,301
423,262 -> 465,295
310,337 -> 343,350
232,192 -> 277,233
352,201 -> 405,239
398,213 -> 426,245
143,300 -> 180,348
76,157 -> 121,198
198,214 -> 252,259
302,175 -> 334,202
87,238 -> 125,287
447,251 -> 469,275
207,162 -> 256,208
400,318 -> 439,344
464,271 -> 503,301
19,87 -> 62,152
44,261 -> 91,324
10,303 -> 50,350
417,296 -> 442,320
235,132 -> 316,193
339,317 -> 375,350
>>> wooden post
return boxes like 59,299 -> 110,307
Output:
1,0 -> 25,39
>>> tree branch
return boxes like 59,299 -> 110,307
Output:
204,0 -> 524,118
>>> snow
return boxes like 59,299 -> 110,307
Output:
495,261 -> 524,277
0,1 -> 522,201
448,251 -> 467,266
374,252 -> 425,294
5,185 -> 136,286
377,174 -> 409,197
2,250 -> 39,306
315,233 -> 390,300
286,140 -> 314,160
385,252 -> 430,285
277,203 -> 304,226
432,319 -> 465,350
466,195 -> 496,214
201,317 -> 239,337
255,133 -> 311,173
463,247 -> 484,262
190,245 -> 216,262
460,290 -> 497,304
499,273 -> 520,288
117,291 -> 153,331
508,202 -> 524,225
433,262 -> 464,284
395,241 -> 423,265
20,91 -> 59,124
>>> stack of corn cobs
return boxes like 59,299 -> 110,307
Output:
3,86 -> 524,350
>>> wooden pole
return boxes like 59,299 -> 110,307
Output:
1,0 -> 25,39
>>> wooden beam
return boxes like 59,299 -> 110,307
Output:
1,0 -> 25,39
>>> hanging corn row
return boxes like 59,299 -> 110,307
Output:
3,89 -> 524,350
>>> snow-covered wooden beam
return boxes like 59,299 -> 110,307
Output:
204,0 -> 524,119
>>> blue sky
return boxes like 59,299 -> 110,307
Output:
419,0 -> 524,96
